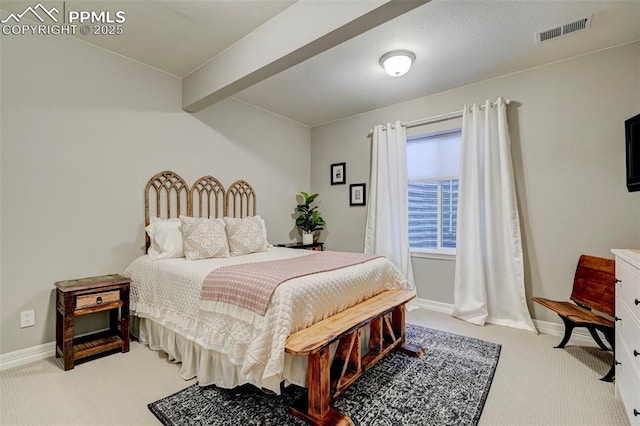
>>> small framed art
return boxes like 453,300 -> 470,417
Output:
331,162 -> 346,185
349,183 -> 366,206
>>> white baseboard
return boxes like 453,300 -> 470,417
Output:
416,297 -> 593,343
532,318 -> 592,342
0,342 -> 56,371
0,301 -> 601,371
0,327 -> 112,371
418,298 -> 454,314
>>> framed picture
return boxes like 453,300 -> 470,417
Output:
331,162 -> 346,185
350,183 -> 366,206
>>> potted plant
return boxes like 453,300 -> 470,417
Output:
296,191 -> 326,244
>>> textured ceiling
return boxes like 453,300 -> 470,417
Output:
234,0 -> 640,126
1,0 -> 639,127
0,0 -> 295,77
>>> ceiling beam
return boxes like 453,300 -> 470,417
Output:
182,0 -> 429,113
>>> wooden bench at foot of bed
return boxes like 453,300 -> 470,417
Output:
285,289 -> 425,426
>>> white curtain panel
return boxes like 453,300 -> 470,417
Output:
452,98 -> 537,333
365,121 -> 415,290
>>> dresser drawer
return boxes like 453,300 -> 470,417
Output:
615,330 -> 640,426
617,295 -> 640,372
76,290 -> 120,309
617,259 -> 640,318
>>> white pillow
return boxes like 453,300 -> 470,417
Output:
223,216 -> 269,256
145,217 -> 184,260
180,216 -> 230,260
259,217 -> 271,246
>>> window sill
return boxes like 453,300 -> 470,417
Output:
410,250 -> 456,261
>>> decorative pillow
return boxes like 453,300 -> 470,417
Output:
212,215 -> 270,247
224,215 -> 269,256
145,217 -> 184,260
180,216 -> 230,260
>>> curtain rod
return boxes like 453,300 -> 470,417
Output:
367,98 -> 511,136
404,109 -> 464,128
405,98 -> 511,128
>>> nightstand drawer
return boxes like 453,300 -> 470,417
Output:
76,290 -> 120,309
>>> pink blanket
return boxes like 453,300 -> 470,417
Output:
199,251 -> 380,324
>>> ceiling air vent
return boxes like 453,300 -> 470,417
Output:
536,14 -> 592,43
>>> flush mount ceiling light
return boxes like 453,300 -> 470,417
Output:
379,50 -> 416,77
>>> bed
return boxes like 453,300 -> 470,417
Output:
125,171 -> 417,423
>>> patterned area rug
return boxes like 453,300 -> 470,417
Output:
148,325 -> 501,426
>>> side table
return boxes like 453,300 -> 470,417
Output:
54,274 -> 130,370
275,242 -> 324,251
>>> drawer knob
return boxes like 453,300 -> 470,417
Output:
615,316 -> 622,322
615,278 -> 621,283
615,360 -> 622,366
635,298 -> 640,306
96,296 -> 103,305
634,350 -> 639,357
634,409 -> 639,417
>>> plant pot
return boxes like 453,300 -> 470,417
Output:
302,232 -> 314,245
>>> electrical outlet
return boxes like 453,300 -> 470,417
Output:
20,310 -> 35,328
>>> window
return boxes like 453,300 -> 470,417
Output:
407,129 -> 461,254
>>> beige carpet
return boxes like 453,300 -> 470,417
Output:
0,309 -> 629,426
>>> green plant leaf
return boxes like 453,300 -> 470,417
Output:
295,191 -> 326,233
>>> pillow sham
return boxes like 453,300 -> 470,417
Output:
145,217 -> 184,260
180,216 -> 230,260
223,215 -> 269,256
212,215 -> 270,246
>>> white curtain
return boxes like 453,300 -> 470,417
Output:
452,98 -> 536,332
365,121 -> 415,290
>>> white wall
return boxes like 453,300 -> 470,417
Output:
0,33 -> 310,354
311,42 -> 640,322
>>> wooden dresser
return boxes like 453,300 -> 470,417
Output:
611,249 -> 640,425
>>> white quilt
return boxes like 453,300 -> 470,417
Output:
124,247 -> 408,393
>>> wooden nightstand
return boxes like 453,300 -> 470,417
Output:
275,242 -> 324,251
54,274 -> 130,370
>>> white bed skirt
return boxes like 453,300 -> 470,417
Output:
132,316 -> 310,391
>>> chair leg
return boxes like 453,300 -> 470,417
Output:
600,328 -> 615,382
586,327 -> 611,351
555,316 -> 575,349
601,362 -> 615,383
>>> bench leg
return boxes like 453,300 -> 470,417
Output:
392,305 -> 426,358
601,360 -> 615,382
288,347 -> 355,426
600,328 -> 615,382
586,326 -> 611,351
555,316 -> 576,349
